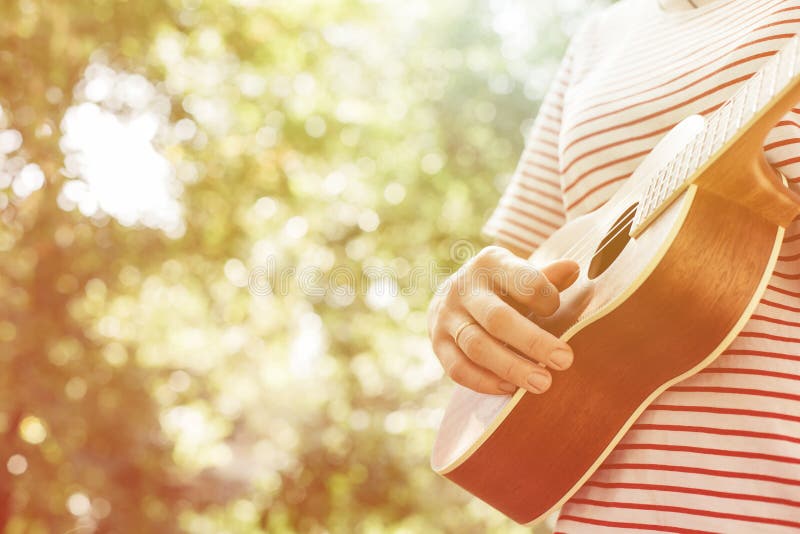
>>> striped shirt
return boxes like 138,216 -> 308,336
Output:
483,0 -> 800,532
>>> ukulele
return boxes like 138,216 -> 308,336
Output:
431,35 -> 800,526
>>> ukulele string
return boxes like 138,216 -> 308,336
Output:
574,183 -> 662,263
558,147 -> 695,263
558,181 -> 651,263
560,175 -> 674,266
556,167 -> 661,261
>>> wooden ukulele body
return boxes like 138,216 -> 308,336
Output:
431,113 -> 800,525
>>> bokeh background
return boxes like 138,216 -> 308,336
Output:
1,0 -> 608,532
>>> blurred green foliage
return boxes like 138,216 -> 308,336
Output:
0,0 -> 604,532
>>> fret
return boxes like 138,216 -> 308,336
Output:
650,171 -> 664,208
782,38 -> 799,83
664,157 -> 680,191
788,38 -> 799,79
655,170 -> 669,203
729,90 -> 746,138
648,179 -> 662,214
768,53 -> 780,101
756,69 -> 767,112
760,60 -> 779,108
714,102 -> 733,149
779,47 -> 794,90
646,179 -> 658,214
776,45 -> 794,94
744,71 -> 762,120
685,131 -> 703,176
698,123 -> 715,164
639,188 -> 652,221
668,162 -> 683,192
674,144 -> 692,186
746,72 -> 760,115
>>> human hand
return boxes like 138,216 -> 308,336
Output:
427,246 -> 580,395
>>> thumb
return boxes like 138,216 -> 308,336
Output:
540,259 -> 580,292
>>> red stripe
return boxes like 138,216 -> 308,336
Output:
574,0 -> 786,81
774,155 -> 800,168
536,137 -> 559,150
631,422 -> 800,445
557,514 -> 715,534
564,50 -> 778,168
762,298 -> 800,312
560,96 -> 726,204
616,443 -> 800,465
668,385 -> 800,403
539,111 -> 560,124
522,148 -> 559,163
568,1 -> 788,117
568,498 -> 800,529
754,17 -> 800,33
773,271 -> 800,280
775,5 -> 800,16
504,193 -> 565,219
584,480 -> 800,508
564,150 -> 649,194
560,123 -> 673,188
494,214 -> 552,240
778,250 -> 800,261
702,366 -> 800,382
767,283 -> 800,298
500,204 -> 561,230
516,181 -> 563,204
749,313 -> 800,328
599,462 -> 800,487
569,30 -> 791,123
738,331 -> 800,344
650,403 -> 800,424
721,349 -> 800,363
562,74 -> 752,155
523,161 -> 559,176
566,174 -> 630,211
494,227 -> 539,250
765,137 -> 800,151
575,0 -> 766,68
519,169 -> 560,190
540,125 -> 559,137
559,36 -> 800,190
777,119 -> 800,129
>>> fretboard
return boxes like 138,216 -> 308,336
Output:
629,35 -> 800,236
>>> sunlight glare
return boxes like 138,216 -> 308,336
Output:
58,65 -> 185,237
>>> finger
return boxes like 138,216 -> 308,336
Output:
474,249 -> 578,316
539,259 -> 581,292
535,277 -> 596,335
462,290 -> 573,371
452,320 -> 553,394
435,337 -> 518,395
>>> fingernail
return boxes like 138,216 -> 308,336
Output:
499,381 -> 517,393
526,372 -> 551,393
565,265 -> 580,285
549,347 -> 573,370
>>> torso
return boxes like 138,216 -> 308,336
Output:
549,1 -> 800,531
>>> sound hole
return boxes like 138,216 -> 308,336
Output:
587,203 -> 638,280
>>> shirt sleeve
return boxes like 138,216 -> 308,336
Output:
482,50 -> 573,256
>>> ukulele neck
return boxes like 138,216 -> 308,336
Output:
630,37 -> 800,237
